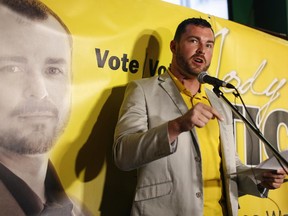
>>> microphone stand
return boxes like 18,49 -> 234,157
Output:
212,86 -> 288,168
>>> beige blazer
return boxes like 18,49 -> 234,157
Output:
114,72 -> 263,216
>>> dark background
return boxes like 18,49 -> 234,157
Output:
228,0 -> 288,40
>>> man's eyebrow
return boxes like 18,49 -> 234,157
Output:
0,57 -> 68,64
0,56 -> 28,63
207,39 -> 215,44
45,58 -> 67,64
187,35 -> 215,44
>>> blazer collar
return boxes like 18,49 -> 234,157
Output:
158,72 -> 226,119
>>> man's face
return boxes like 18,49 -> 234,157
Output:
0,6 -> 71,154
172,24 -> 214,78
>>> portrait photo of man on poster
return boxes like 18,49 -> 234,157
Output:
0,0 -> 89,215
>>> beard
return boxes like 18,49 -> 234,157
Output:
0,125 -> 57,155
176,51 -> 210,77
0,97 -> 71,155
0,116 -> 68,155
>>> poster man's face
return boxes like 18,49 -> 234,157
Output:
0,6 -> 72,154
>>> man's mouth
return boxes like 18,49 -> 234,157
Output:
12,102 -> 59,120
18,111 -> 56,119
194,56 -> 205,64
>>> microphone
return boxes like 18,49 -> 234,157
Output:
197,71 -> 235,89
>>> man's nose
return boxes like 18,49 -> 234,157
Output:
196,43 -> 205,54
23,73 -> 48,99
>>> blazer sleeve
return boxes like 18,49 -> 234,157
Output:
113,80 -> 177,171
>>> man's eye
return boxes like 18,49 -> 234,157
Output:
46,67 -> 63,75
206,44 -> 213,48
0,65 -> 23,73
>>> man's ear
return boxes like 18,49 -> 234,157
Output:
170,40 -> 176,54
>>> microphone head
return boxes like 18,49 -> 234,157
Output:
197,71 -> 208,84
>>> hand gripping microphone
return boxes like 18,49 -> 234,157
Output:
197,71 -> 235,89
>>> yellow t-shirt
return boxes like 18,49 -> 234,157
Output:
168,71 -> 224,216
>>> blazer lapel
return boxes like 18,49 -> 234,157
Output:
158,72 -> 188,115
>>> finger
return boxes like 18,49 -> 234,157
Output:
276,168 -> 288,175
261,181 -> 283,189
199,104 -> 224,121
263,171 -> 286,179
195,116 -> 209,128
261,174 -> 286,190
261,178 -> 282,189
192,107 -> 213,127
192,103 -> 223,126
210,107 -> 224,121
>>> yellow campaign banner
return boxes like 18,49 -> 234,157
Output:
1,0 -> 287,215
209,17 -> 288,216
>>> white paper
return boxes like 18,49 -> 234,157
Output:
229,149 -> 288,178
256,150 -> 288,170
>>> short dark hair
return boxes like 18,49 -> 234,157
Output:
173,17 -> 214,42
0,0 -> 48,19
0,0 -> 71,35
